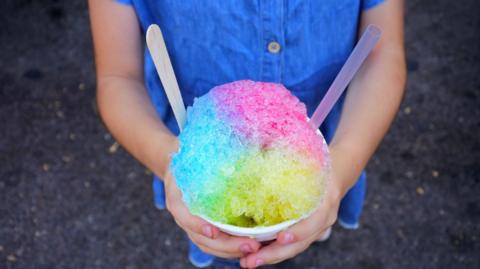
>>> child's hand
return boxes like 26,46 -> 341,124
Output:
239,181 -> 342,268
163,170 -> 261,258
240,146 -> 350,268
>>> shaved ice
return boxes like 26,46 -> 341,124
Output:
171,80 -> 329,227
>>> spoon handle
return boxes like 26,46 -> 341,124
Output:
146,24 -> 186,131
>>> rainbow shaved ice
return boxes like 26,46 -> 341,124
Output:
171,80 -> 329,227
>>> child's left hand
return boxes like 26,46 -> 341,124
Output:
240,185 -> 342,268
240,147 -> 348,268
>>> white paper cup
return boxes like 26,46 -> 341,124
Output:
203,217 -> 300,242
198,128 -> 331,242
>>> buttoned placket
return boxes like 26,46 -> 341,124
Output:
260,0 -> 285,83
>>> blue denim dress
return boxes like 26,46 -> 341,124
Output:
116,0 -> 383,266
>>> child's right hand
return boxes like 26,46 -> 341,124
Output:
163,169 -> 261,258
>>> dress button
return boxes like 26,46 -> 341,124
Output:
267,41 -> 281,54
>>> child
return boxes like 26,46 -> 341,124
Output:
88,0 -> 405,268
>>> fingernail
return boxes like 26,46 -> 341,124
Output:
283,232 -> 294,244
255,259 -> 264,267
202,225 -> 213,238
240,244 -> 252,254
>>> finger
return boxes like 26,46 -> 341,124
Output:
165,172 -> 259,253
240,257 -> 247,268
189,230 -> 261,257
241,239 -> 311,268
188,231 -> 238,258
169,200 -> 221,239
276,199 -> 337,244
188,239 -> 242,259
166,179 -> 221,239
276,211 -> 324,244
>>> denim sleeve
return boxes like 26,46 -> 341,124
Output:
362,0 -> 385,10
116,0 -> 132,5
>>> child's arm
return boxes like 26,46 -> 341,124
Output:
89,0 -> 174,179
241,1 -> 406,267
88,0 -> 260,258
